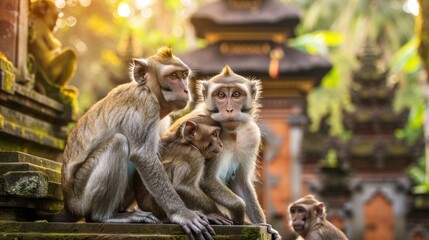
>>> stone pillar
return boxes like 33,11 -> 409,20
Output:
0,0 -> 32,83
287,114 -> 306,201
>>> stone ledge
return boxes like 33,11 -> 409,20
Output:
0,222 -> 272,240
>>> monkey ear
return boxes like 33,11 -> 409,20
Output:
314,202 -> 325,218
132,58 -> 149,85
250,79 -> 262,100
183,121 -> 197,142
199,80 -> 209,98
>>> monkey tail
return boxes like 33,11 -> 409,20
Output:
33,208 -> 81,222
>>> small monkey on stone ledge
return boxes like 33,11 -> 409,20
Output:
138,115 -> 233,225
288,195 -> 349,240
49,47 -> 215,240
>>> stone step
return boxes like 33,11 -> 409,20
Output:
0,151 -> 62,170
0,163 -> 61,182
0,222 -> 272,240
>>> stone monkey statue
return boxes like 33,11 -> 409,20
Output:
28,0 -> 77,98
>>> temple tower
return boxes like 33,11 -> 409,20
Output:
303,40 -> 416,239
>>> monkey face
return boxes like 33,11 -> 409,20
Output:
180,119 -> 223,159
132,48 -> 191,113
193,125 -> 223,159
160,66 -> 190,109
289,195 -> 328,238
201,126 -> 223,159
289,205 -> 309,235
200,66 -> 260,132
205,84 -> 252,131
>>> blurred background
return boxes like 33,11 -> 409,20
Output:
48,0 -> 429,239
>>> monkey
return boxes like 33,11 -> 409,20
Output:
288,195 -> 349,240
56,47 -> 215,240
168,66 -> 281,239
28,0 -> 77,91
139,115 -> 233,225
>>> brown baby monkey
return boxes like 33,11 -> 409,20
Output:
138,115 -> 232,225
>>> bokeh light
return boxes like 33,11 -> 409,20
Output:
135,0 -> 153,9
66,16 -> 77,27
403,0 -> 419,16
118,2 -> 131,17
79,0 -> 91,7
56,0 -> 66,9
141,7 -> 152,18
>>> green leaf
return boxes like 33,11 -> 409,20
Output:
321,149 -> 338,167
404,54 -> 422,73
407,165 -> 426,183
412,183 -> 429,194
313,31 -> 343,46
390,38 -> 420,74
321,67 -> 340,88
409,102 -> 425,129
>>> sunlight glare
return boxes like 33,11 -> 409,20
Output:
79,0 -> 91,7
118,2 -> 131,17
141,7 -> 153,18
66,0 -> 78,7
181,0 -> 192,6
403,0 -> 419,16
56,0 -> 66,8
135,0 -> 153,9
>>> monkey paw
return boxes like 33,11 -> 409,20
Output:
206,213 -> 233,225
254,223 -> 282,240
170,209 -> 215,240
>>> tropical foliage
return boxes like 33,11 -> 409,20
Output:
285,0 -> 428,190
284,0 -> 416,137
55,0 -> 208,111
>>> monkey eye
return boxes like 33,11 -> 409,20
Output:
232,91 -> 241,98
169,72 -> 179,80
217,91 -> 226,98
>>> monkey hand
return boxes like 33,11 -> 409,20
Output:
170,209 -> 215,240
254,223 -> 282,240
206,213 -> 233,225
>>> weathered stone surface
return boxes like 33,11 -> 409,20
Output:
0,152 -> 64,219
0,151 -> 61,172
0,196 -> 63,213
0,222 -> 272,240
0,179 -> 62,200
0,162 -> 61,182
4,171 -> 48,198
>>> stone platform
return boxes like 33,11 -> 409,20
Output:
0,222 -> 272,239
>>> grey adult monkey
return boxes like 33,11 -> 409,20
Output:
59,47 -> 215,240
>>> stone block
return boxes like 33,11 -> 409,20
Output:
4,171 -> 48,198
